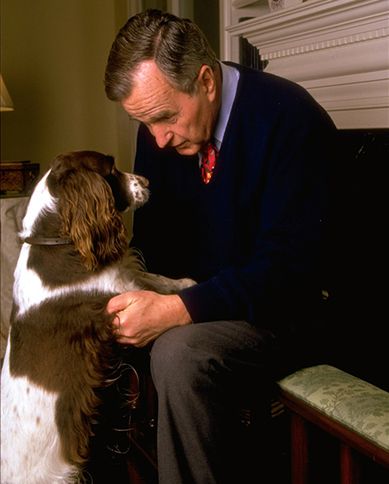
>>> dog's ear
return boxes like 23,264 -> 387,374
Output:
54,167 -> 128,271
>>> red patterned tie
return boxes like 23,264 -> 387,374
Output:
200,142 -> 219,184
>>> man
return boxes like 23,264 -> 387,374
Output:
104,8 -> 337,483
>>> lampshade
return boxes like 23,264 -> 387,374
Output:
0,74 -> 14,112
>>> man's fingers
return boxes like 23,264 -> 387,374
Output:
111,314 -> 121,329
106,292 -> 133,314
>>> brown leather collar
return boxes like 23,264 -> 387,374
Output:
24,236 -> 73,246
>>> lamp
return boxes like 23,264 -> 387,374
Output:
0,72 -> 39,196
0,74 -> 14,112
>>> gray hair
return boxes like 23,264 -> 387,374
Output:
104,9 -> 218,101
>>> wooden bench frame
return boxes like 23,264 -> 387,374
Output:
279,387 -> 389,484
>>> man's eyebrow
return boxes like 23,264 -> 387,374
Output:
128,110 -> 176,124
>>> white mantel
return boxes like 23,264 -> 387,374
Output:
222,0 -> 389,129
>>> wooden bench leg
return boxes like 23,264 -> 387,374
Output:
290,412 -> 309,484
340,443 -> 360,484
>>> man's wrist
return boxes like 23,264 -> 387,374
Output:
167,294 -> 192,325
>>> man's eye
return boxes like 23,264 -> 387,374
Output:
153,117 -> 177,127
146,114 -> 178,128
160,114 -> 177,124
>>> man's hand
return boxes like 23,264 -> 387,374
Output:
106,290 -> 192,347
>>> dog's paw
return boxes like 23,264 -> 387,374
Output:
176,278 -> 197,289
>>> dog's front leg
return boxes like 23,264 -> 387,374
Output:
137,272 -> 196,295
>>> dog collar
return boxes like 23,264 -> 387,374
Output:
23,236 -> 73,246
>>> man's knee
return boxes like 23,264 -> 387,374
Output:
150,325 -> 212,391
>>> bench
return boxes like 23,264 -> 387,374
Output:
278,364 -> 389,483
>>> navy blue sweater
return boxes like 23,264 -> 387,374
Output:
131,63 -> 337,333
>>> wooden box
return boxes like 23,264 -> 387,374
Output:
0,161 -> 40,197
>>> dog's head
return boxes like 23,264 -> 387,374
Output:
48,150 -> 149,209
37,150 -> 149,271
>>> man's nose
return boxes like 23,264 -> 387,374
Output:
150,125 -> 173,149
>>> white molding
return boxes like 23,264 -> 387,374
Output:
224,0 -> 389,128
220,0 -> 233,60
232,0 -> 262,7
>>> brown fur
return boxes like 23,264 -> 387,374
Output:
47,152 -> 129,271
10,293 -> 119,465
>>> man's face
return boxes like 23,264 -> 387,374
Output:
121,60 -> 219,156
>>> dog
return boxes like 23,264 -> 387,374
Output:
0,150 -> 195,483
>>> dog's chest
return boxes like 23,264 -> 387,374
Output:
13,249 -> 141,316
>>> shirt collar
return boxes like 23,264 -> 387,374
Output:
213,62 -> 240,150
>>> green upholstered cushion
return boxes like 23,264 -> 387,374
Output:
278,365 -> 389,452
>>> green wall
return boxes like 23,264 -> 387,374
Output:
1,0 -> 134,173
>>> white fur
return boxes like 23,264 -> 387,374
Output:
1,344 -> 76,484
127,173 -> 149,209
19,171 -> 56,240
13,246 -> 139,317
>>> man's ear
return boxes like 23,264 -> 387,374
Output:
197,64 -> 217,101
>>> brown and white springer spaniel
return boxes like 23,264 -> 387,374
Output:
0,151 -> 194,483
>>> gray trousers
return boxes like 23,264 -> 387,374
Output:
150,320 -> 287,484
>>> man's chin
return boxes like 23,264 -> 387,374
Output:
175,144 -> 201,156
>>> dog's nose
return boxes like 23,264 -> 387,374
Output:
137,175 -> 149,188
